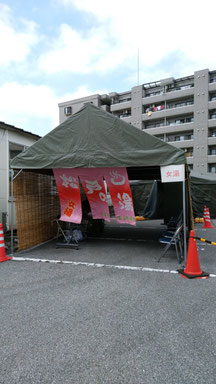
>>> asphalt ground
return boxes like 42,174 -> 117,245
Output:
1,219 -> 216,383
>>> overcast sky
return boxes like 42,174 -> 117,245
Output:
0,0 -> 215,136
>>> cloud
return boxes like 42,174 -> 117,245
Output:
43,0 -> 216,77
39,22 -> 127,74
0,82 -> 59,133
60,85 -> 108,103
0,82 -> 107,135
0,3 -> 39,66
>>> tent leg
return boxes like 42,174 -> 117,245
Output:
182,179 -> 187,262
10,169 -> 14,256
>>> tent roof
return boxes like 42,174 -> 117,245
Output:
11,103 -> 186,170
190,171 -> 216,184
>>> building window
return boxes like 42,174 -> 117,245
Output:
210,94 -> 216,101
210,112 -> 216,119
209,164 -> 216,173
9,143 -> 27,197
145,120 -> 164,129
209,146 -> 216,155
167,132 -> 193,142
118,98 -> 131,103
166,100 -> 193,109
166,116 -> 194,126
175,100 -> 193,107
145,91 -> 162,98
9,143 -> 26,161
184,148 -> 193,157
210,130 -> 216,137
118,109 -> 131,118
155,135 -> 166,141
64,106 -> 72,116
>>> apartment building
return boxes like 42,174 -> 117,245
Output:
58,68 -> 216,173
0,122 -> 40,229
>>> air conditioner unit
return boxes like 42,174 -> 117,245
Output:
64,106 -> 72,116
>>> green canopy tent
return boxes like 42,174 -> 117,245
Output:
10,104 -> 188,252
190,171 -> 216,218
11,103 -> 186,170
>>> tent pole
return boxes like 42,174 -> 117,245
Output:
10,169 -> 14,256
182,178 -> 187,262
10,169 -> 23,256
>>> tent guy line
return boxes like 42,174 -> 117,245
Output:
11,257 -> 216,277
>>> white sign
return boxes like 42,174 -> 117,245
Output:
160,164 -> 185,183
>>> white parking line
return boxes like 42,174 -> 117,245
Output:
11,256 -> 215,277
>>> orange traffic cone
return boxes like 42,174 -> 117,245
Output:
178,230 -> 209,279
0,223 -> 12,262
202,207 -> 214,229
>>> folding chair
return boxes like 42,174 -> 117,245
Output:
166,212 -> 183,231
158,223 -> 183,263
55,220 -> 85,249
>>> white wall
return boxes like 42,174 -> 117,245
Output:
0,129 -> 9,224
0,129 -> 37,229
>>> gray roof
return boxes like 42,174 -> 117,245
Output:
0,121 -> 40,140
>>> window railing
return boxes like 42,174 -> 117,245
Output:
144,100 -> 193,114
166,84 -> 194,93
145,91 -> 163,98
167,100 -> 193,109
118,98 -> 131,103
119,113 -> 131,118
145,121 -> 164,129
167,134 -> 194,142
166,117 -> 194,126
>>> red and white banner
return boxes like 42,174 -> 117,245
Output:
53,167 -> 135,226
78,168 -> 110,222
53,169 -> 82,223
103,167 -> 136,226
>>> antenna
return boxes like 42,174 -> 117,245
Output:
137,48 -> 140,85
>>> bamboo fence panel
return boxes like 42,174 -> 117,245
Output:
14,171 -> 60,251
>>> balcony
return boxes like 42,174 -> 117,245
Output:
208,146 -> 216,156
209,112 -> 216,119
167,135 -> 194,144
208,155 -> 216,164
144,122 -> 194,136
119,113 -> 131,119
110,101 -> 131,112
166,100 -> 193,109
142,106 -> 194,122
143,86 -> 194,105
144,99 -> 193,114
208,82 -> 216,93
165,84 -> 194,94
166,117 -> 194,126
208,100 -> 216,111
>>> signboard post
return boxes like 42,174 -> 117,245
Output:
160,164 -> 187,262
